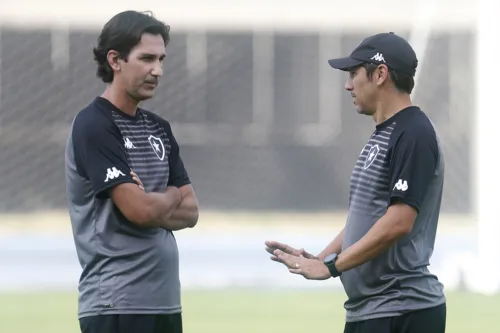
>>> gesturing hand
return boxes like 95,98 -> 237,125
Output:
273,249 -> 331,281
264,240 -> 317,262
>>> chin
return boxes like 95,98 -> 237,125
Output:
141,93 -> 155,100
128,90 -> 154,103
137,91 -> 155,101
356,107 -> 372,116
355,107 -> 365,114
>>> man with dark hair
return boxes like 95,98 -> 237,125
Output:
265,32 -> 446,333
65,10 -> 199,333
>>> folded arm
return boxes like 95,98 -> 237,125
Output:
110,183 -> 199,231
158,184 -> 199,231
109,183 -> 179,228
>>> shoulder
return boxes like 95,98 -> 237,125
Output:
72,99 -> 120,142
389,107 -> 438,148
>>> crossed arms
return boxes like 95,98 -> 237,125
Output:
109,175 -> 199,231
72,110 -> 199,231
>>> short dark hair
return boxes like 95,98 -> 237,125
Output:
363,63 -> 415,94
93,10 -> 170,83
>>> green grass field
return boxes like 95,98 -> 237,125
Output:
0,289 -> 498,333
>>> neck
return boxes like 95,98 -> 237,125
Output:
101,84 -> 139,117
372,92 -> 412,125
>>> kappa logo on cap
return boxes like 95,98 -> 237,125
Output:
370,53 -> 385,62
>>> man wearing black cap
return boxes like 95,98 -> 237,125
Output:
265,32 -> 446,333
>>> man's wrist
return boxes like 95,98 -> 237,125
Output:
323,253 -> 342,278
317,252 -> 327,261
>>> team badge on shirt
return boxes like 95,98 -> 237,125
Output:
364,144 -> 380,170
148,135 -> 165,161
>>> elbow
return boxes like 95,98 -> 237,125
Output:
401,222 -> 414,236
379,218 -> 414,245
389,219 -> 414,240
385,203 -> 417,240
187,209 -> 199,228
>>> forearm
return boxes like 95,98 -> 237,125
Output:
335,212 -> 409,273
156,185 -> 199,231
317,227 -> 345,260
158,196 -> 199,231
169,201 -> 199,230
142,187 -> 182,228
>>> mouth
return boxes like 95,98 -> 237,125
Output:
143,82 -> 157,88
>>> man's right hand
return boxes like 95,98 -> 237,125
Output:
265,240 -> 317,262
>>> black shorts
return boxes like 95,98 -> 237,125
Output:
344,303 -> 446,333
79,313 -> 182,333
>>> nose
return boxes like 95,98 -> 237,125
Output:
345,77 -> 353,91
151,61 -> 163,77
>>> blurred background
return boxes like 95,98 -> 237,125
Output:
0,0 -> 499,332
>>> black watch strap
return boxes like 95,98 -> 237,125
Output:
323,253 -> 341,278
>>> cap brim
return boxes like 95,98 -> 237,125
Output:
328,57 -> 364,71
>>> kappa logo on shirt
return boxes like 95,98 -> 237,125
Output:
124,137 -> 136,149
394,179 -> 409,192
104,167 -> 125,182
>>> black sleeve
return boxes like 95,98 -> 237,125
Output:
165,122 -> 191,188
72,111 -> 135,199
388,127 -> 438,213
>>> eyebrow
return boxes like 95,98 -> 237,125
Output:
139,53 -> 166,59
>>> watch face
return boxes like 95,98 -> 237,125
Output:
323,253 -> 337,263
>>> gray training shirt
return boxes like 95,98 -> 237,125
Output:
341,106 -> 446,322
65,97 -> 191,319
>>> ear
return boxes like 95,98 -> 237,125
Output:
375,64 -> 390,86
106,50 -> 122,72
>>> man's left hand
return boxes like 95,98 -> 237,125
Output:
273,249 -> 331,280
130,170 -> 145,191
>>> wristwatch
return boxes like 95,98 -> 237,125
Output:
323,253 -> 342,278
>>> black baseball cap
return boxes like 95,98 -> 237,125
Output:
328,32 -> 418,76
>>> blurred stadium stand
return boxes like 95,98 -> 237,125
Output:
0,28 -> 474,214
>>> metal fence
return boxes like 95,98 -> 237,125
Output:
0,27 -> 474,214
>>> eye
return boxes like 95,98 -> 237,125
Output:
141,56 -> 155,62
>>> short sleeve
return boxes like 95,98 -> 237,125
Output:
72,112 -> 135,199
388,128 -> 438,213
166,123 -> 191,188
